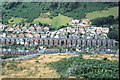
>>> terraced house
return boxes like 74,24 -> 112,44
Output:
0,19 -> 117,47
0,38 -> 116,47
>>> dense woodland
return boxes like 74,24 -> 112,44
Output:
1,2 -> 119,41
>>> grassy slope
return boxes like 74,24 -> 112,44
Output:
2,53 -> 119,78
86,7 -> 119,20
8,17 -> 27,24
6,7 -> 118,29
33,14 -> 73,29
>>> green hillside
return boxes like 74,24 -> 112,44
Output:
33,14 -> 73,29
2,2 -> 118,25
8,17 -> 27,24
86,7 -> 118,20
1,2 -> 119,41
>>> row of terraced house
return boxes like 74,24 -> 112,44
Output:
0,19 -> 117,47
0,38 -> 116,46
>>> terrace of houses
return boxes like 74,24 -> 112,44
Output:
0,18 -> 117,47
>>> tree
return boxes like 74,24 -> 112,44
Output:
2,2 -> 118,26
108,29 -> 119,41
50,2 -> 58,9
91,15 -> 115,26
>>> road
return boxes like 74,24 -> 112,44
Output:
0,48 -> 119,55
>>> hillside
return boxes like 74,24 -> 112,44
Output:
2,2 -> 118,25
2,53 -> 119,78
86,7 -> 118,20
1,2 -> 119,39
33,14 -> 73,29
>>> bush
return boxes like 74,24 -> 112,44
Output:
108,29 -> 119,41
35,60 -> 39,63
48,54 -> 119,79
1,55 -> 16,59
103,58 -> 108,60
91,15 -> 115,26
6,62 -> 17,70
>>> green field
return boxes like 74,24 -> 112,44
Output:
7,14 -> 73,29
8,17 -> 27,24
33,14 -> 73,29
86,7 -> 119,20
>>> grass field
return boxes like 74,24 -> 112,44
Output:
7,14 -> 73,29
2,53 -> 119,78
86,7 -> 119,20
8,17 -> 27,24
33,14 -> 73,29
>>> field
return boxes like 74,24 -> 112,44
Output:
33,14 -> 73,29
2,53 -> 119,79
2,53 -> 73,78
86,7 -> 119,20
8,17 -> 27,24
7,14 -> 73,29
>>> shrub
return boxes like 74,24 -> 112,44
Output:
48,55 -> 119,79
